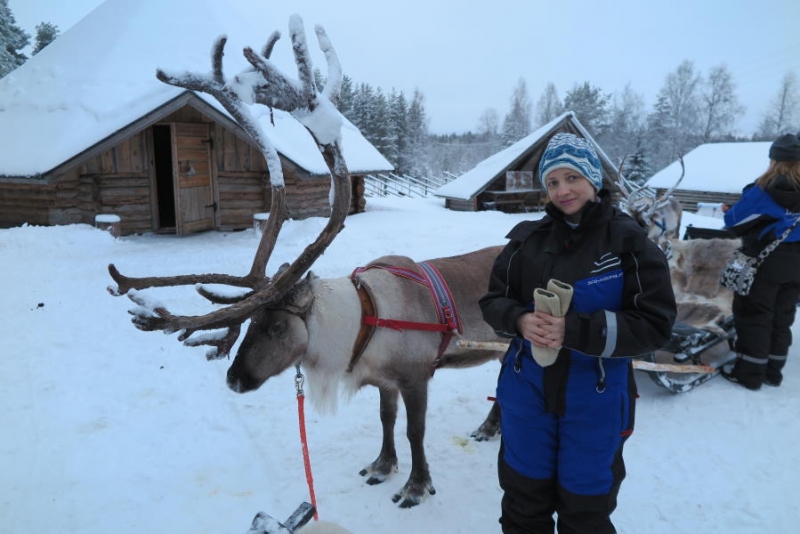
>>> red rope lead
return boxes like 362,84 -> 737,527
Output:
296,367 -> 319,521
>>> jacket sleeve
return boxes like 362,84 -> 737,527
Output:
562,239 -> 677,358
479,240 -> 529,338
724,184 -> 780,238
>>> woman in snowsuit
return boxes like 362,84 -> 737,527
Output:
721,133 -> 800,390
480,133 -> 676,534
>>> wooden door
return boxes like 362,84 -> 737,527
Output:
173,123 -> 215,235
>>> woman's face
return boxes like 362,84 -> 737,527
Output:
544,168 -> 597,222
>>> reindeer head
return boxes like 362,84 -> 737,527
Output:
226,271 -> 317,392
107,16 -> 350,394
615,156 -> 684,257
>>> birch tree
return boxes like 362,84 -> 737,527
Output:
756,72 -> 800,140
699,64 -> 745,142
534,82 -> 563,127
645,60 -> 703,171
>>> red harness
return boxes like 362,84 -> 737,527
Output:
349,261 -> 462,374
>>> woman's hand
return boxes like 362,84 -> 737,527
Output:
517,311 -> 565,348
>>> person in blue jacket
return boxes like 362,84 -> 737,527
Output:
721,133 -> 800,390
480,133 -> 677,534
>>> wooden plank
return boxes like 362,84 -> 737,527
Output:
117,138 -> 132,172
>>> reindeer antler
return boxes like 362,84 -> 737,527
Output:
108,15 -> 350,359
656,155 -> 685,206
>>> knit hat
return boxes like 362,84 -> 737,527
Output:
769,133 -> 800,162
538,133 -> 603,191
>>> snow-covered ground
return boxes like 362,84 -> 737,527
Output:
1,196 -> 797,533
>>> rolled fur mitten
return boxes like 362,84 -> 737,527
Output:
531,279 -> 573,367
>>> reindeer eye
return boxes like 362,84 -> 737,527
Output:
266,321 -> 286,339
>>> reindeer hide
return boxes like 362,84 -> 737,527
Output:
668,238 -> 741,335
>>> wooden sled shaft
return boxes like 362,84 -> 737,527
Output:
455,339 -> 715,374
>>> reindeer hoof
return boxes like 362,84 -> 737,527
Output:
470,425 -> 500,442
359,459 -> 397,485
365,474 -> 385,486
391,482 -> 435,508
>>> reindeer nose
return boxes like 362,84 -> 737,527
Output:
226,373 -> 243,393
226,367 -> 259,393
226,368 -> 247,393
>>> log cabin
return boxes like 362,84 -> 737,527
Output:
0,0 -> 392,235
433,112 -> 619,213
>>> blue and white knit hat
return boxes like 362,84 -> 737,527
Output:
538,133 -> 603,191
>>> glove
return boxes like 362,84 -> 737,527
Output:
531,279 -> 573,367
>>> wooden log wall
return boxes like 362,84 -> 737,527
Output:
78,132 -> 152,234
657,189 -> 742,213
0,128 -> 150,232
0,179 -> 58,227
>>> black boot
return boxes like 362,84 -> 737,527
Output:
720,363 -> 762,391
765,354 -> 787,387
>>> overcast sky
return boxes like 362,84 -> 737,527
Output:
10,0 -> 800,136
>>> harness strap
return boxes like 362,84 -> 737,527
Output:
348,280 -> 378,373
348,262 -> 462,374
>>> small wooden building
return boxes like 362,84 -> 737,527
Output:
434,112 -> 619,212
0,0 -> 392,236
647,142 -> 771,212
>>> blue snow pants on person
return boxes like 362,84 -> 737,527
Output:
496,340 -> 635,534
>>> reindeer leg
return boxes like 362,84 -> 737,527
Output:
392,380 -> 435,508
471,400 -> 501,441
359,387 -> 398,485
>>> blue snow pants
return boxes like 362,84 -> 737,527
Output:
496,340 -> 635,534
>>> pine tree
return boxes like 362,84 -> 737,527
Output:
388,89 -> 410,174
563,82 -> 610,137
370,88 -> 393,162
406,89 -> 429,176
0,0 -> 30,78
500,78 -> 532,147
349,83 -> 375,137
624,146 -> 651,186
32,21 -> 59,55
337,75 -> 355,117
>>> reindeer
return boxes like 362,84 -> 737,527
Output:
108,16 -> 504,508
615,156 -> 685,258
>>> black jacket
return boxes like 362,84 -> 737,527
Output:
480,193 -> 677,359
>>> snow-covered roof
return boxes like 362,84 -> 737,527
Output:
433,111 -> 614,201
0,0 -> 392,177
647,142 -> 772,194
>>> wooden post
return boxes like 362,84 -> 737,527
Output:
253,212 -> 270,234
95,214 -> 121,237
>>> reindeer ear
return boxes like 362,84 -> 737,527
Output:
284,272 -> 316,314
